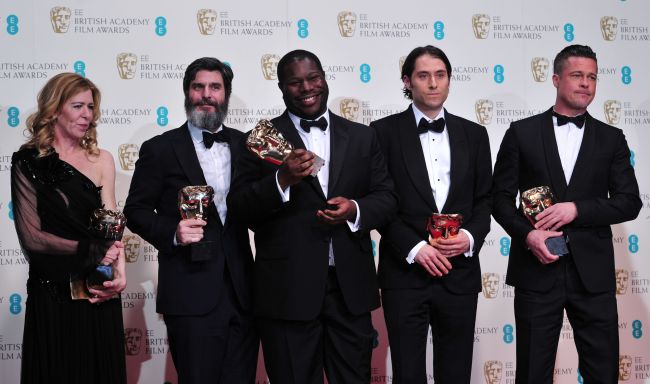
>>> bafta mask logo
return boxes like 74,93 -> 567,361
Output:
197,9 -> 218,35
123,234 -> 142,263
615,269 -> 629,295
475,99 -> 494,125
484,360 -> 503,384
337,11 -> 357,37
603,100 -> 622,125
472,14 -> 491,39
531,57 -> 550,82
600,16 -> 618,41
260,54 -> 280,80
619,355 -> 632,381
118,143 -> 140,171
116,53 -> 138,80
399,56 -> 406,75
481,273 -> 500,299
50,6 -> 71,33
340,98 -> 361,122
124,328 -> 143,356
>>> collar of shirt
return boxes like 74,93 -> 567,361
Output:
412,104 -> 445,132
187,121 -> 225,145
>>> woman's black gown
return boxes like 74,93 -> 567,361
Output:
11,148 -> 126,384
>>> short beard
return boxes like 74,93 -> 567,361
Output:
185,97 -> 229,132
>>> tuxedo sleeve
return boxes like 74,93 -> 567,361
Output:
123,139 -> 179,254
372,120 -> 426,260
492,125 -> 535,241
355,129 -> 398,231
573,130 -> 641,226
227,131 -> 286,230
461,125 -> 493,254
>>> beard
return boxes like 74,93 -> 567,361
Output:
185,97 -> 229,132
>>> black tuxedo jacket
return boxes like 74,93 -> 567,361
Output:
492,108 -> 641,293
228,111 -> 397,321
124,123 -> 254,315
371,106 -> 493,294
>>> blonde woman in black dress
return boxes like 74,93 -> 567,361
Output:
11,72 -> 127,383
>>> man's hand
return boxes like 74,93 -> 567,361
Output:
414,244 -> 453,277
525,229 -> 562,264
277,149 -> 315,190
534,202 -> 577,231
430,231 -> 470,258
317,196 -> 357,225
175,219 -> 207,246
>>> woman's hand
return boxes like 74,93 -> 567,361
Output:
89,242 -> 127,304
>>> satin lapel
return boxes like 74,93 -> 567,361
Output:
275,111 -> 326,200
400,107 -> 438,212
275,112 -> 307,151
540,108 -> 568,200
224,126 -> 241,229
327,113 -> 349,196
442,111 -> 468,213
172,124 -> 208,186
565,113 -> 595,200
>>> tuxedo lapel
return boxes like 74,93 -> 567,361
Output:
172,125 -> 208,186
540,108 -> 568,200
565,113 -> 596,200
275,112 -> 326,200
328,113 -> 349,196
442,111 -> 468,213
276,112 -> 307,151
399,107 -> 438,212
171,124 -> 223,228
224,126 -> 241,229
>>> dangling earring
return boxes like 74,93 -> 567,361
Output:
81,131 -> 90,148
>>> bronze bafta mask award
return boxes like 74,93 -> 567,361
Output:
246,119 -> 324,176
426,213 -> 463,244
72,209 -> 127,299
178,185 -> 215,261
521,186 -> 569,256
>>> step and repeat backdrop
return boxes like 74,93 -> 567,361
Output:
1,1 -> 648,383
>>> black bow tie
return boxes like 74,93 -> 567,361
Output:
299,117 -> 328,133
553,111 -> 586,128
417,117 -> 445,134
202,130 -> 230,149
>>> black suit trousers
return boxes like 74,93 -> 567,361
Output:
382,281 -> 478,384
163,273 -> 258,384
258,269 -> 374,384
514,255 -> 618,384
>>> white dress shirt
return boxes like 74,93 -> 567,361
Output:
188,122 -> 231,224
552,113 -> 585,184
275,111 -> 360,266
406,104 -> 475,264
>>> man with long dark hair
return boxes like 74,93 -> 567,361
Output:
372,45 -> 492,383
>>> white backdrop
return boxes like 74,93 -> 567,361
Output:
1,1 -> 648,383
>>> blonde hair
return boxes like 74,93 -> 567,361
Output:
22,72 -> 102,157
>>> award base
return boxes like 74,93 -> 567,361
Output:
191,241 -> 215,261
545,236 -> 569,256
71,265 -> 114,300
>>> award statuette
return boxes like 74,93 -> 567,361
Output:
246,119 -> 324,176
179,185 -> 215,261
426,213 -> 463,243
521,186 -> 569,256
71,209 -> 127,299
